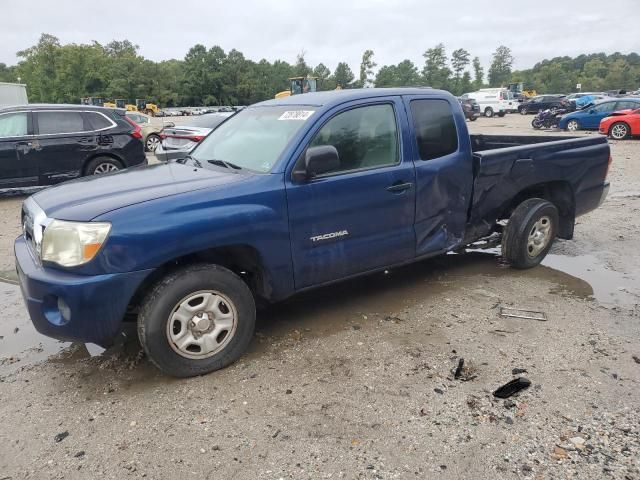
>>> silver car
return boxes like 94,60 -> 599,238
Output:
156,112 -> 234,162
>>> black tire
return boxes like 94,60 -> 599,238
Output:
84,156 -> 123,176
609,122 -> 631,140
484,107 -> 494,118
519,107 -> 528,115
532,119 -> 543,129
468,116 -> 477,121
145,133 -> 161,152
497,111 -> 506,117
502,198 -> 559,269
137,264 -> 256,377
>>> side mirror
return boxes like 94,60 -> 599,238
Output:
292,145 -> 340,181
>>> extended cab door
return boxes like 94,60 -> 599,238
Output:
0,111 -> 38,188
285,98 -> 416,289
402,96 -> 474,256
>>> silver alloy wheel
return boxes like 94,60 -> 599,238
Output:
567,120 -> 579,132
93,163 -> 119,174
146,135 -> 160,151
610,123 -> 628,140
166,290 -> 238,359
520,107 -> 527,115
527,216 -> 552,258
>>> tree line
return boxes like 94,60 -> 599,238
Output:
0,34 -> 638,107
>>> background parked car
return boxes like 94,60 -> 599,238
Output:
458,97 -> 481,121
0,104 -> 146,189
599,108 -> 640,139
125,111 -> 174,152
559,98 -> 640,131
518,95 -> 565,114
463,88 -> 515,117
155,112 -> 234,161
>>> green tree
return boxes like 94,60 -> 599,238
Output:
374,60 -> 419,87
332,62 -> 355,88
16,33 -> 62,102
0,63 -> 16,82
293,52 -> 311,77
357,49 -> 376,88
422,43 -> 451,90
488,45 -> 514,87
312,63 -> 332,90
472,56 -> 484,90
450,48 -> 470,95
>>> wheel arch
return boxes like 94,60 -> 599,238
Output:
125,244 -> 273,319
502,181 -> 575,239
82,152 -> 125,175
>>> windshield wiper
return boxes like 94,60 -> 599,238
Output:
179,155 -> 202,168
207,159 -> 243,170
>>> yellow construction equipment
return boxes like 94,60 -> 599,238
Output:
275,77 -> 318,99
507,82 -> 537,99
136,99 -> 160,116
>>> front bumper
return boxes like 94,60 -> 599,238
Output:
15,236 -> 153,346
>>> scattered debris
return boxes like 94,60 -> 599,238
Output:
285,389 -> 292,394
551,446 -> 569,460
54,431 -> 69,443
632,355 -> 640,365
493,377 -> 531,399
512,368 -> 528,375
454,358 -> 464,379
434,388 -> 444,395
13,327 -> 19,334
499,307 -> 547,321
74,451 -> 85,458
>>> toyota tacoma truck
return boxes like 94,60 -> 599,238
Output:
15,88 -> 611,377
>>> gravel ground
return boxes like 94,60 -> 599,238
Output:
0,113 -> 639,479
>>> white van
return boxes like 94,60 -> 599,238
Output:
463,88 -> 517,117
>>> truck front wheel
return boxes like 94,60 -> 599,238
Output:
502,198 -> 559,269
137,264 -> 256,377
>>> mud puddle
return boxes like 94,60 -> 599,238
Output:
542,253 -> 639,307
0,250 -> 616,379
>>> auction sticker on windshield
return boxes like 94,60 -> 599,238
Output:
278,110 -> 315,121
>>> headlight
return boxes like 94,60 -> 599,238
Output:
41,220 -> 111,267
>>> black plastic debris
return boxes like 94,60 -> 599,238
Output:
493,377 -> 531,399
512,368 -> 528,375
454,358 -> 465,379
54,431 -> 69,443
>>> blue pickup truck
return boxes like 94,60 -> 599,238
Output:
15,88 -> 610,377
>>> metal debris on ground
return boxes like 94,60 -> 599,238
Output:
454,358 -> 464,379
499,307 -> 547,321
493,377 -> 532,399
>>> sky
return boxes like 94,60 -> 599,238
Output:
2,0 -> 640,74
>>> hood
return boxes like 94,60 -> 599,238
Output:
33,161 -> 248,221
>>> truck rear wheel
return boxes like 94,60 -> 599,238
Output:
502,198 -> 559,269
137,264 -> 256,377
484,107 -> 494,118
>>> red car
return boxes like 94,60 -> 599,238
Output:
599,108 -> 640,139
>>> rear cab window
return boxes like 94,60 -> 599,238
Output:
409,99 -> 458,160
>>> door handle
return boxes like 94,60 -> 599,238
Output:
386,181 -> 413,193
15,142 -> 33,154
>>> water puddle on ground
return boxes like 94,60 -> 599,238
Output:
0,250 -> 635,377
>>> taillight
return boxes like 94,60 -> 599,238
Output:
124,116 -> 142,139
162,134 -> 205,142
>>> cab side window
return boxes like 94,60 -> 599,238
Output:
0,112 -> 28,138
410,99 -> 458,161
308,103 -> 398,175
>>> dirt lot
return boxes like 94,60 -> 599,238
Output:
0,114 -> 639,479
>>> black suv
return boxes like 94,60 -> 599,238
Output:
458,97 -> 481,121
0,104 -> 146,190
518,95 -> 566,115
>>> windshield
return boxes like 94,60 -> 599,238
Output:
191,106 -> 317,173
187,113 -> 232,128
